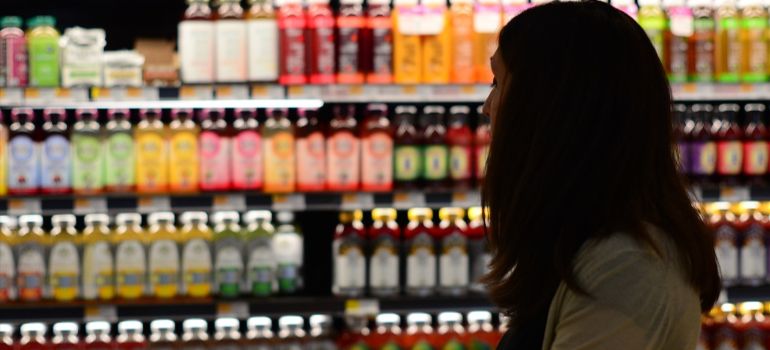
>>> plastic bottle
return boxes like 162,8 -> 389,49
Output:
421,106 -> 449,190
689,104 -> 717,185
467,207 -> 489,294
309,315 -> 338,350
447,107 -> 473,189
19,323 -> 48,350
214,318 -> 242,348
277,316 -> 306,349
365,0 -> 394,84
393,0 -> 423,83
274,212 -> 303,294
71,110 -> 104,194
0,16 -> 28,87
27,16 -> 60,87
168,109 -> 200,193
466,311 -> 496,349
213,211 -> 244,298
135,109 -> 169,194
231,109 -> 263,191
243,210 -> 276,297
473,0 -> 501,83
371,314 -> 403,350
735,202 -> 766,285
181,319 -> 210,349
247,0 -> 280,81
296,108 -> 327,192
327,105 -> 361,191
147,212 -> 180,298
0,217 -> 15,302
714,0 -> 741,83
85,321 -> 112,350
52,322 -> 81,350
337,316 -> 369,350
474,106 -> 490,184
179,0 -> 215,83
41,108 -> 71,194
361,104 -> 393,192
246,317 -> 274,349
715,103 -> 743,185
81,214 -> 114,301
179,212 -> 213,298
369,209 -> 401,297
743,104 -> 768,185
105,109 -> 136,192
421,0 -> 451,83
307,0 -> 336,84
49,214 -> 80,301
333,210 -> 367,297
709,202 -> 739,286
15,215 -> 47,302
663,0 -> 692,83
8,108 -> 40,195
404,313 -> 435,349
405,208 -> 437,296
114,213 -> 147,300
437,312 -> 464,349
688,0 -> 715,82
116,321 -> 146,349
216,0 -> 248,82
436,208 -> 469,296
199,108 -> 232,191
448,0 -> 475,84
739,0 -> 768,82
637,0 -> 666,61
277,0 -> 308,85
337,0 -> 366,84
263,109 -> 296,193
393,106 -> 422,190
149,320 -> 178,349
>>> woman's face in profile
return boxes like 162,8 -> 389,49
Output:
483,50 -> 504,121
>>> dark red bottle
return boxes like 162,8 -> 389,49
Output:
296,108 -> 327,192
393,106 -> 422,190
447,106 -> 473,190
689,104 -> 716,186
421,106 -> 449,190
306,0 -> 335,84
336,0 -> 365,84
744,104 -> 769,185
715,104 -> 743,185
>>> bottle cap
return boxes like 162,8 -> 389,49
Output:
467,311 -> 492,324
108,108 -> 130,119
43,108 -> 66,121
115,213 -> 142,226
309,315 -> 332,328
51,214 -> 77,227
180,211 -> 208,225
150,319 -> 175,332
340,0 -> 364,4
215,318 -> 240,330
406,313 -> 432,325
141,108 -> 161,119
276,211 -> 294,224
148,212 -> 175,225
375,313 -> 401,325
467,207 -> 485,221
718,103 -> 741,114
423,105 -> 445,115
53,322 -> 79,335
183,318 -> 208,331
173,108 -> 193,119
11,108 -> 33,121
278,316 -> 304,328
213,211 -> 240,224
437,312 -> 462,324
637,0 -> 661,6
199,108 -> 225,120
19,215 -> 43,227
0,324 -> 13,336
85,321 -> 111,334
368,0 -> 391,4
690,104 -> 714,114
20,322 -> 47,335
0,216 -> 16,229
367,103 -> 388,114
266,108 -> 288,118
687,0 -> 712,6
37,16 -> 56,27
395,105 -> 418,115
76,109 -> 98,120
438,207 -> 465,221
0,16 -> 22,28
407,208 -> 433,221
746,103 -> 767,113
83,214 -> 109,227
244,210 -> 272,223
372,208 -> 397,221
738,0 -> 761,6
118,320 -> 143,333
247,317 -> 272,329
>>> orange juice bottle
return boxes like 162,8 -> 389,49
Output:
169,109 -> 200,193
135,109 -> 169,194
474,0 -> 502,83
393,0 -> 423,83
422,0 -> 451,83
450,0 -> 475,83
263,108 -> 296,193
114,213 -> 146,300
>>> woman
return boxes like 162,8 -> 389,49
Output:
481,1 -> 721,349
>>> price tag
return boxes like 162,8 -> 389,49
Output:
84,305 -> 118,322
0,88 -> 23,104
452,191 -> 481,208
217,302 -> 250,319
179,85 -> 214,100
137,196 -> 171,213
24,88 -> 53,104
56,87 -> 89,102
288,85 -> 321,99
216,85 -> 249,99
93,87 -> 158,101
8,198 -> 42,215
341,193 -> 375,210
393,192 -> 426,209
74,197 -> 108,215
251,85 -> 285,99
345,299 -> 380,317
213,194 -> 247,211
720,186 -> 751,202
272,194 -> 306,211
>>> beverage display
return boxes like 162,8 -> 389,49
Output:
366,0 -> 394,84
182,318 -> 210,347
707,202 -> 740,286
216,0 -> 248,83
327,105 -> 361,191
179,0 -> 215,83
26,16 -> 60,87
116,321 -> 146,349
393,0 -> 422,83
361,104 -> 393,192
307,0 -> 336,84
231,109 -> 263,190
743,103 -> 768,184
214,318 -> 242,348
278,0 -> 307,85
715,0 -> 741,82
244,210 -> 276,297
147,212 -> 180,298
0,16 -> 27,88
263,108 -> 296,193
199,108 -> 231,191
404,313 -> 435,350
333,210 -> 367,297
149,319 -> 178,348
85,321 -> 113,349
369,208 -> 401,297
296,108 -> 327,192
114,213 -> 146,300
393,106 -> 422,190
213,211 -> 244,298
246,317 -> 274,348
448,106 -> 473,189
104,109 -> 135,192
0,217 -> 14,302
475,0 -> 502,83
664,0 -> 692,83
715,103 -> 743,184
422,106 -> 449,190
437,312 -> 465,349
450,0 -> 475,84
82,214 -> 114,300
739,0 -> 767,82
638,0 -> 666,60
51,322 -> 80,349
467,206 -> 490,293
19,323 -> 47,349
274,211 -> 303,294
15,215 -> 46,302
372,314 -> 403,350
247,0 -> 279,81
475,106 -> 491,183
7,108 -> 39,195
437,208 -> 469,296
689,0 -> 715,82
337,0 -> 366,84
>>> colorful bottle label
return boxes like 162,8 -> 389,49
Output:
216,19 -> 248,82
199,131 -> 231,190
115,240 -> 146,299
82,241 -> 114,300
105,131 -> 135,189
247,19 -> 279,81
740,224 -> 766,281
439,232 -> 468,288
327,131 -> 360,190
8,135 -> 40,192
135,131 -> 168,192
692,18 -> 715,82
362,132 -> 393,191
232,130 -> 263,190
308,13 -> 336,83
1,34 -> 28,86
72,133 -> 104,192
412,340 -> 434,350
442,339 -> 465,350
178,20 -> 215,83
450,145 -> 472,181
41,134 -> 71,191
334,240 -> 366,292
337,15 -> 365,83
367,15 -> 393,83
744,141 -> 768,175
395,145 -> 421,181
16,242 -> 45,301
182,238 -> 212,297
215,241 -> 244,298
715,225 -> 738,283
247,238 -> 275,296
424,145 -> 449,180
406,233 -> 436,290
149,239 -> 180,298
49,241 -> 80,301
278,12 -> 307,85
297,132 -> 326,191
718,18 -> 741,83
28,35 -> 60,86
717,140 -> 743,175
0,243 -> 14,301
741,17 -> 768,82
169,130 -> 199,192
369,237 -> 399,290
689,141 -> 716,175
451,10 -> 474,83
421,5 -> 450,83
273,232 -> 303,293
394,6 -> 423,84
264,131 -> 296,193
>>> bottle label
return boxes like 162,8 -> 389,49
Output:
743,18 -> 768,81
232,130 -> 263,190
149,239 -> 180,298
8,135 -> 40,191
247,238 -> 275,296
715,225 -> 738,283
309,16 -> 336,82
264,131 -> 296,192
273,232 -> 303,292
41,134 -> 71,191
72,133 -> 104,192
115,239 -> 146,299
412,340 -> 434,350
199,131 -> 232,190
136,131 -> 168,192
216,19 -> 248,82
327,131 -> 360,190
337,16 -> 364,83
178,20 -> 215,83
395,145 -> 421,181
450,145 -> 472,181
666,35 -> 688,82
719,20 -> 741,83
369,238 -> 399,289
368,16 -> 393,83
28,35 -> 60,86
362,132 -> 393,190
280,23 -> 307,84
717,140 -> 743,175
1,35 -> 28,86
442,340 -> 464,350
424,145 -> 449,180
744,141 -> 768,175
169,131 -> 199,191
452,10 -> 474,83
689,141 -> 716,175
296,132 -> 326,191
439,233 -> 469,288
741,224 -> 766,281
407,233 -> 436,289
215,243 -> 244,297
49,241 -> 80,300
247,19 -> 279,81
334,240 -> 366,291
16,242 -> 45,301
182,238 -> 212,297
82,241 -> 114,300
692,18 -> 715,82
105,132 -> 135,189
0,242 -> 14,301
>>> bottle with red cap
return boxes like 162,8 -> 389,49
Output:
52,322 -> 81,350
7,108 -> 40,195
169,108 -> 199,193
361,104 -> 393,192
327,105 -> 361,191
437,207 -> 469,296
306,0 -> 336,84
743,103 -> 768,185
296,108 -> 327,192
135,108 -> 168,194
72,109 -> 104,194
405,208 -> 437,296
714,103 -> 743,185
104,109 -> 135,192
447,106 -> 473,189
333,210 -> 367,297
41,107 -> 71,194
231,108 -> 263,191
277,0 -> 308,85
336,0 -> 366,84
198,108 -> 231,191
368,208 -> 401,297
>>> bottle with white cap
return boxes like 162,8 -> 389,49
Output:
278,316 -> 306,348
85,321 -> 112,348
182,318 -> 209,346
466,311 -> 496,348
405,313 -> 434,348
0,216 -> 16,302
15,215 -> 47,302
82,214 -> 114,300
337,316 -> 369,349
49,214 -> 81,301
0,324 -> 14,347
437,312 -> 464,348
114,213 -> 147,300
214,317 -> 242,347
117,320 -> 146,347
374,313 -> 402,348
308,315 -> 337,350
179,211 -> 213,298
663,0 -> 693,83
150,319 -> 178,347
246,0 -> 279,82
714,0 -> 740,83
52,322 -> 80,347
19,322 -> 47,347
637,0 -> 666,60
738,0 -> 768,83
689,0 -> 715,82
274,212 -> 303,294
246,316 -> 274,347
243,210 -> 276,297
212,211 -> 244,298
147,212 -> 180,299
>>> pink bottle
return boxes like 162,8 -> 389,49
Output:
0,16 -> 28,87
198,108 -> 232,191
231,109 -> 263,190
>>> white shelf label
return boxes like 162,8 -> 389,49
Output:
720,186 -> 751,202
137,196 -> 171,213
452,191 -> 481,208
287,85 -> 322,99
7,198 -> 42,215
250,85 -> 285,99
84,305 -> 118,322
92,87 -> 159,101
345,299 -> 380,317
216,85 -> 249,100
393,191 -> 426,209
272,194 -> 306,211
217,302 -> 250,319
74,197 -> 108,215
24,87 -> 88,105
0,88 -> 23,104
179,85 -> 214,100
213,194 -> 247,211
341,193 -> 375,210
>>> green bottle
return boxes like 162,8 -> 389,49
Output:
27,16 -> 60,87
273,212 -> 303,294
72,110 -> 104,193
213,211 -> 244,298
243,210 -> 276,297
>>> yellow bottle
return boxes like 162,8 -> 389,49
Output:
135,109 -> 169,194
49,214 -> 80,301
82,214 -> 115,300
450,0 -> 475,83
421,0 -> 452,83
393,0 -> 423,83
474,0 -> 502,83
0,216 -> 16,302
169,109 -> 200,193
114,213 -> 146,299
179,212 -> 213,298
147,212 -> 180,298
15,215 -> 47,302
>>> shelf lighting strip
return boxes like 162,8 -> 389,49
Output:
0,98 -> 325,110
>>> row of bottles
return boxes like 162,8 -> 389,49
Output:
332,207 -> 489,298
701,302 -> 770,349
0,210 -> 303,302
0,104 -> 490,196
0,16 -> 60,88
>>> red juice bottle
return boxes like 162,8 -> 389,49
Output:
19,323 -> 48,350
371,314 -> 403,350
332,210 -> 367,297
278,0 -> 308,85
52,322 -> 82,350
296,108 -> 327,192
715,103 -> 743,185
447,106 -> 473,190
338,316 -> 370,350
0,324 -> 13,350
337,0 -> 366,84
8,108 -> 41,195
199,108 -> 232,191
709,203 -> 739,286
365,0 -> 393,84
116,321 -> 147,350
744,104 -> 769,185
736,202 -> 767,286
84,321 -> 114,350
437,207 -> 469,296
327,105 -> 361,191
421,106 -> 449,190
673,104 -> 690,176
369,208 -> 401,297
393,106 -> 422,190
466,311 -> 497,350
474,106 -> 490,185
306,0 -> 336,84
0,16 -> 28,87
436,312 -> 464,349
231,109 -> 263,191
689,104 -> 717,186
41,108 -> 72,194
404,208 -> 437,297
404,313 -> 436,350
361,104 -> 393,192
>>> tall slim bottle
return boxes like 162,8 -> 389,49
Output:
474,0 -> 502,83
104,109 -> 136,192
135,109 -> 169,194
688,0 -> 715,82
81,214 -> 114,300
247,0 -> 280,81
72,109 -> 104,194
179,0 -> 215,83
278,0 -> 308,84
450,0 -> 475,83
49,214 -> 80,302
663,0 -> 692,83
306,0 -> 336,84
714,0 -> 741,82
739,0 -> 767,82
263,109 -> 296,193
217,0 -> 249,82
422,0 -> 451,83
169,109 -> 200,193
638,0 -> 666,61
337,0 -> 366,84
7,108 -> 39,195
393,0 -> 423,83
366,0 -> 394,84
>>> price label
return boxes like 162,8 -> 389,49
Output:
8,198 -> 42,215
251,84 -> 285,99
345,299 -> 380,317
180,85 -> 214,100
452,191 -> 481,208
213,194 -> 247,211
93,87 -> 158,101
216,85 -> 249,99
0,88 -> 23,104
720,186 -> 751,202
84,305 -> 118,322
393,192 -> 426,209
74,197 -> 108,215
217,302 -> 250,319
341,193 -> 375,210
272,194 -> 306,211
137,196 -> 171,213
288,85 -> 321,99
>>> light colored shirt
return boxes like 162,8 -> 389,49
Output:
542,225 -> 702,350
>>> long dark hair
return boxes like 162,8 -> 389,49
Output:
481,0 -> 721,326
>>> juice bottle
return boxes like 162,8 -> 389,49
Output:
0,324 -> 13,350
245,317 -> 274,349
231,109 -> 263,191
0,217 -> 15,302
41,108 -> 72,194
688,0 -> 715,82
637,0 -> 666,61
369,208 -> 401,297
689,104 -> 717,185
422,0 -> 451,84
182,319 -> 210,348
404,313 -> 435,350
19,323 -> 48,350
263,108 -> 296,193
715,103 -> 743,185
437,312 -> 464,349
247,0 -> 280,81
72,109 -> 104,194
105,109 -> 136,192
0,16 -> 28,87
332,210 -> 367,297
663,0 -> 692,83
149,320 -> 178,349
327,105 -> 361,191
437,208 -> 469,296
147,212 -> 180,299
199,108 -> 232,191
337,0 -> 366,84
0,113 -> 5,197
709,202 -> 739,286
421,106 -> 449,190
394,106 -> 422,190
243,210 -> 276,297
277,0 -> 308,85
114,213 -> 147,300
405,208 -> 437,296
274,212 -> 304,294
296,108 -> 327,192
213,318 -> 242,348
52,322 -> 81,350
212,211 -> 244,298
393,0 -> 423,83
365,0 -> 394,84
447,107 -> 473,189
307,0 -> 336,84
168,109 -> 200,193
673,104 -> 689,174
738,302 -> 766,350
15,215 -> 47,302
735,202 -> 766,285
474,106 -> 490,184
502,0 -> 531,24
82,214 -> 114,301
372,314 -> 403,350
337,316 -> 369,350
467,207 -> 489,294
611,0 -> 638,19
179,212 -> 213,298
361,104 -> 393,192
49,214 -> 80,301
466,311 -> 497,349
8,108 -> 40,195
135,109 -> 169,194
179,0 -> 215,84
739,0 -> 768,82
216,0 -> 248,83
116,321 -> 146,350
85,321 -> 113,350
27,16 -> 60,87
277,316 -> 306,349
743,103 -> 768,185
308,315 -> 337,350
449,0 -> 475,84
473,0 -> 501,84
714,0 -> 741,83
